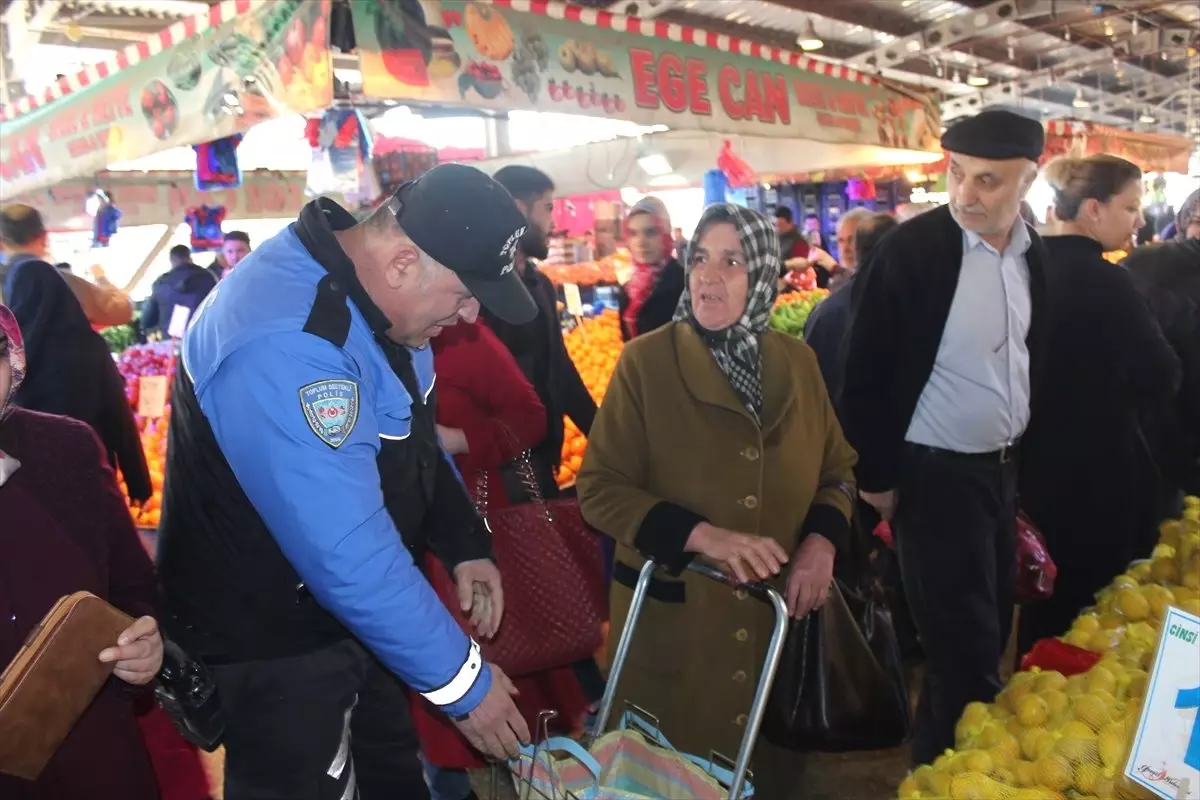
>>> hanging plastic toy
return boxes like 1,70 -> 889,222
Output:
88,189 -> 122,248
717,140 -> 756,188
194,134 -> 244,191
185,205 -> 227,251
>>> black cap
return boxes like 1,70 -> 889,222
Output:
941,110 -> 1045,163
386,163 -> 536,325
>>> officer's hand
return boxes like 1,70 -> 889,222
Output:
452,664 -> 529,760
453,559 -> 504,639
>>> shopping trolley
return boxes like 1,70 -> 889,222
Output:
495,559 -> 790,800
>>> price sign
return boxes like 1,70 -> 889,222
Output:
563,283 -> 584,317
166,304 -> 192,339
1125,606 -> 1200,799
137,375 -> 169,419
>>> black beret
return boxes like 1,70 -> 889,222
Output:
940,110 -> 1045,162
386,164 -> 536,325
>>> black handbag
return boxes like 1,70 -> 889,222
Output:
761,576 -> 912,752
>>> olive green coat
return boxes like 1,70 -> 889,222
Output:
577,321 -> 857,768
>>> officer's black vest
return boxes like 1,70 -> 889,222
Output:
157,222 -> 443,664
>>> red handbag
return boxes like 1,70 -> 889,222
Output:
425,451 -> 606,677
1015,510 -> 1057,603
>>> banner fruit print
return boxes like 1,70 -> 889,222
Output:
353,0 -> 940,152
0,0 -> 333,198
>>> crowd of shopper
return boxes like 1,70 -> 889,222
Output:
1,107 -> 1197,800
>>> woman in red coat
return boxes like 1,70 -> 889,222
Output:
0,304 -> 165,800
417,320 -> 589,799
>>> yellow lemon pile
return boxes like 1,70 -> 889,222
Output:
897,496 -> 1199,799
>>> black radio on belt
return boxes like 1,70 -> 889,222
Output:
155,639 -> 225,752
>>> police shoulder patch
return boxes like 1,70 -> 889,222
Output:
299,379 -> 360,449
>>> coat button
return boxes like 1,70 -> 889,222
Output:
734,589 -> 748,601
734,628 -> 749,641
742,495 -> 758,509
743,446 -> 760,461
732,670 -> 747,683
734,714 -> 748,727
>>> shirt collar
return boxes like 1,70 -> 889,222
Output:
293,198 -> 392,337
0,452 -> 19,488
961,216 -> 1032,258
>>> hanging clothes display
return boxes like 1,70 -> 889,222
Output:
185,205 -> 227,252
90,191 -> 122,247
305,108 -> 379,206
193,134 -> 244,191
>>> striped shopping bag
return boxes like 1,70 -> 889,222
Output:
511,713 -> 754,799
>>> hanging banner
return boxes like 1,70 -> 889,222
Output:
1044,120 -> 1195,174
0,0 -> 333,198
353,0 -> 941,152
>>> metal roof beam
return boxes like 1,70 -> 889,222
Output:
846,0 -> 1052,70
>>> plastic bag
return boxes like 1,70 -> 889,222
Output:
1015,510 -> 1056,602
761,580 -> 911,752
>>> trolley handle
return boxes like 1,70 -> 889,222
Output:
593,559 -> 789,800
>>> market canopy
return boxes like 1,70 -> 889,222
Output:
353,0 -> 942,152
1,0 -> 942,200
0,0 -> 334,198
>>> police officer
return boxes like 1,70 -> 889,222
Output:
157,165 -> 535,800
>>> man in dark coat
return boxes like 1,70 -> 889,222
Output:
1124,236 -> 1200,499
484,165 -> 596,495
804,212 -> 898,402
0,203 -> 151,504
840,110 -> 1050,765
141,245 -> 218,338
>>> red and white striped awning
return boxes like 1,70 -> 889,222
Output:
0,0 -> 252,123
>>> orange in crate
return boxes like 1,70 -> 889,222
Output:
558,310 -> 624,487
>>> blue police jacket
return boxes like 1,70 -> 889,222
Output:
178,213 -> 490,718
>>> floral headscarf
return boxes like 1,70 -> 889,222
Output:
0,304 -> 24,423
0,304 -> 26,485
673,204 -> 780,424
623,197 -> 675,338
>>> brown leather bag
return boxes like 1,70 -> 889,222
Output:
0,591 -> 134,780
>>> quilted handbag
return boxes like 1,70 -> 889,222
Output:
426,450 -> 607,677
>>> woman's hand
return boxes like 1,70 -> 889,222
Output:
99,615 -> 163,685
686,523 -> 788,584
437,425 -> 469,455
785,534 -> 836,619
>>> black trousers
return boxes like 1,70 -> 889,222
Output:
894,446 -> 1018,766
211,640 -> 430,800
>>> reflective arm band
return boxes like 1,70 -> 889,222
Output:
420,639 -> 483,708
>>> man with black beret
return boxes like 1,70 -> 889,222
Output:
840,109 -> 1050,765
157,164 -> 533,800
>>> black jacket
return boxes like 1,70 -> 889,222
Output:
482,263 -> 596,488
617,259 -> 685,341
802,275 -> 854,403
1,256 -> 152,502
141,263 -> 217,336
840,205 -> 1050,492
1124,238 -> 1200,493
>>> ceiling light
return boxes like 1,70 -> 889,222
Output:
1139,108 -> 1156,124
637,152 -> 673,177
797,18 -> 823,51
967,65 -> 989,86
1072,88 -> 1090,108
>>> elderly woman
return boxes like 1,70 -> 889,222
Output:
0,304 -> 165,800
577,204 -> 857,796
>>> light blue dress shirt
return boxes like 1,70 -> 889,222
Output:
906,217 -> 1032,453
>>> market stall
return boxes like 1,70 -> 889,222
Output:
897,505 -> 1200,800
